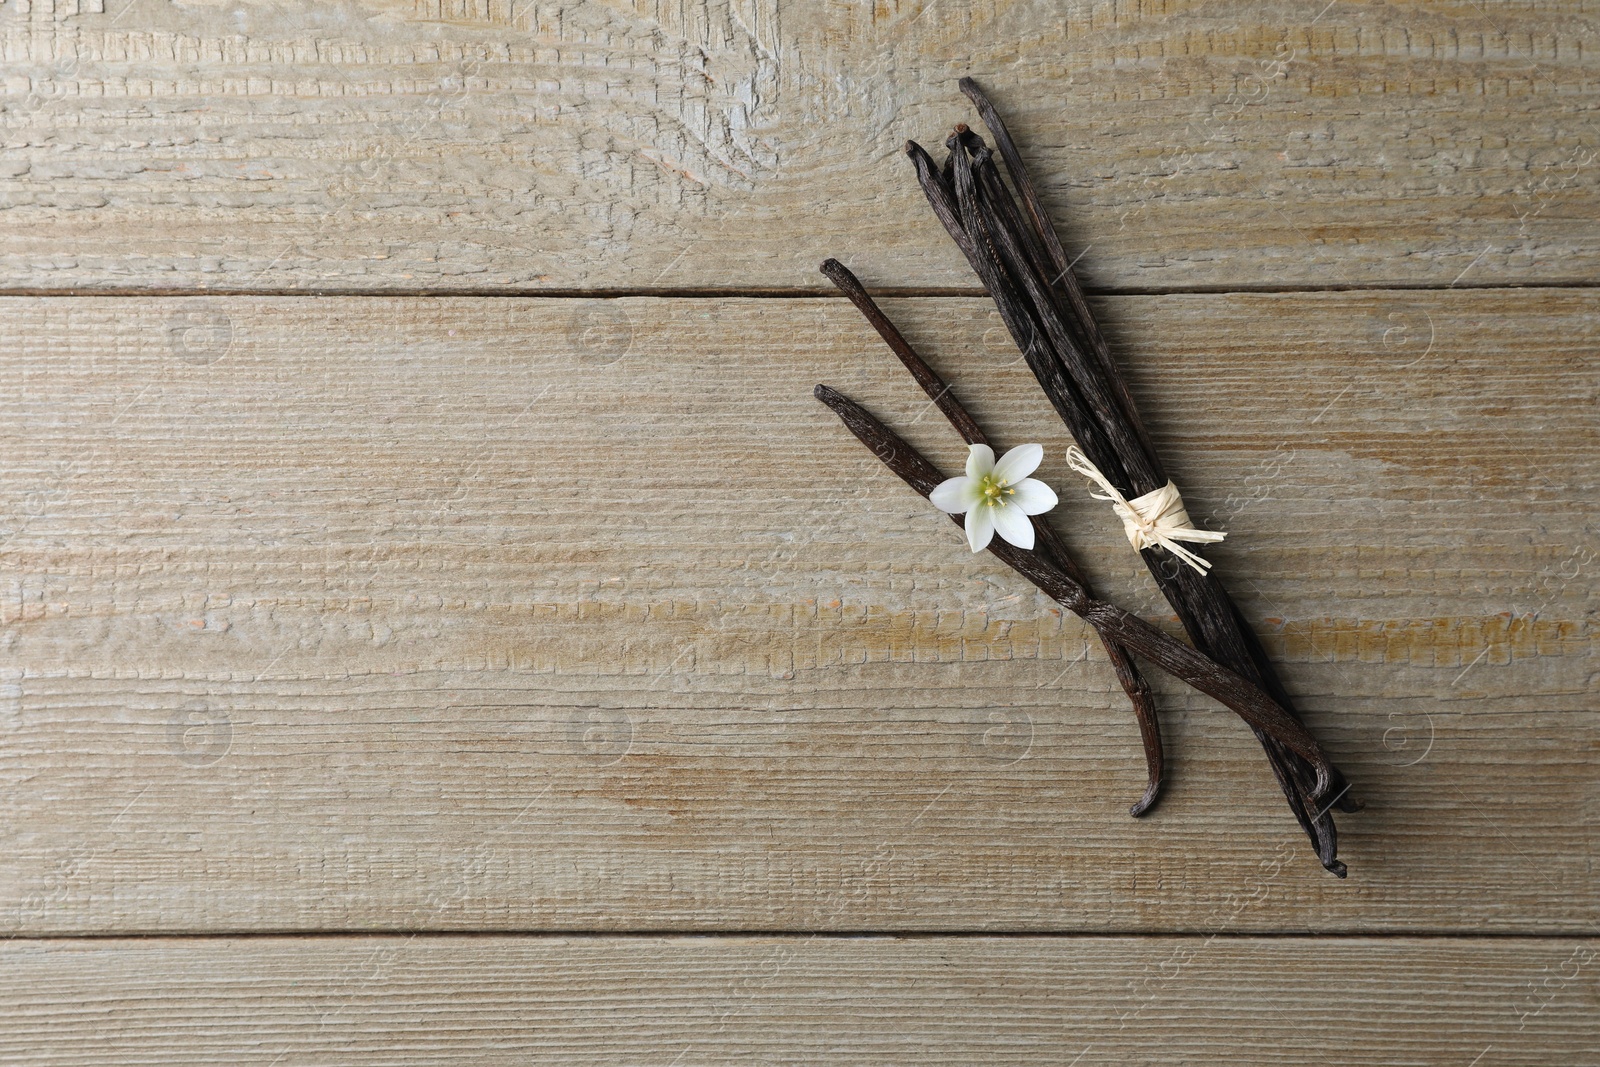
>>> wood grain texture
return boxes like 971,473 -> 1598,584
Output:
0,0 -> 1596,291
0,935 -> 1595,1064
0,290 -> 1595,934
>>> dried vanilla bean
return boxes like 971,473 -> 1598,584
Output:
814,383 -> 1338,800
909,82 -> 1359,875
956,78 -> 1154,453
821,258 -> 1164,815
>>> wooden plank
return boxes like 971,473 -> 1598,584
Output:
0,935 -> 1594,1064
0,290 -> 1594,933
0,1 -> 1595,291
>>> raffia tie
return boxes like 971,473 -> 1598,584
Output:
1063,446 -> 1225,575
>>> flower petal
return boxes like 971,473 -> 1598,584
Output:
964,443 -> 996,480
991,502 -> 1035,549
929,476 -> 980,514
964,503 -> 995,552
1008,478 -> 1058,516
992,443 -> 1043,485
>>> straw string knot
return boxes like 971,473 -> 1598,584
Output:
1063,446 -> 1225,574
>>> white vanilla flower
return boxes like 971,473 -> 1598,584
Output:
929,443 -> 1059,553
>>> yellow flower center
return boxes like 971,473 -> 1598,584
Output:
978,473 -> 1014,508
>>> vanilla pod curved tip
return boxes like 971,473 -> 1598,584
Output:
1129,778 -> 1161,819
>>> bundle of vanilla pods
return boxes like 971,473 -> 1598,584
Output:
816,79 -> 1359,876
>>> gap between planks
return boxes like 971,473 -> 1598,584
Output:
0,280 -> 1596,300
5,930 -> 1598,943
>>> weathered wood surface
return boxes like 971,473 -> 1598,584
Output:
0,0 -> 1595,292
0,936 -> 1595,1064
0,290 -> 1593,934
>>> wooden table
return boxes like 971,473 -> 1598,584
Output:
1,1 -> 1595,1061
